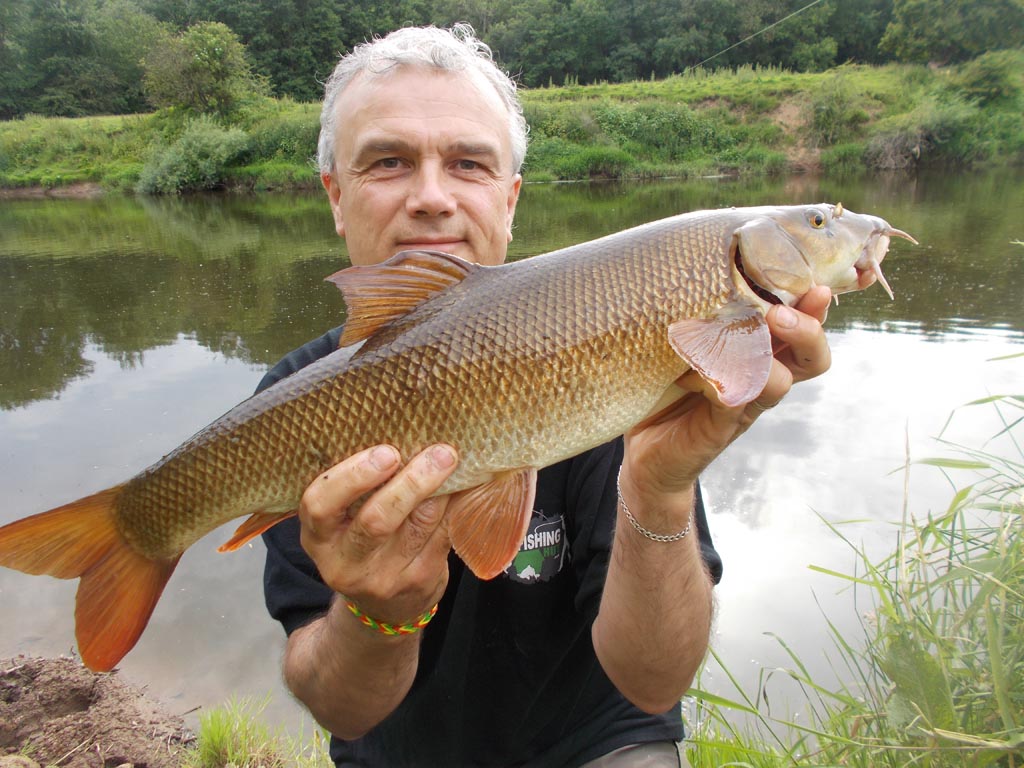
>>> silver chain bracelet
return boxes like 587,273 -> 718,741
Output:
616,468 -> 693,543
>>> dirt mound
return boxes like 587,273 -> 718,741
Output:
0,656 -> 194,768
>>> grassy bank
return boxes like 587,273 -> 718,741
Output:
1,52 -> 1021,194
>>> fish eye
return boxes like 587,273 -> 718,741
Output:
808,210 -> 826,228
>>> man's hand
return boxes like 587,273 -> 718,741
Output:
282,443 -> 459,739
620,285 -> 832,505
298,443 -> 458,625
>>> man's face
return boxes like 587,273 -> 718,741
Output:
323,67 -> 522,267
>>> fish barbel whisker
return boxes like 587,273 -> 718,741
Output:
885,227 -> 919,245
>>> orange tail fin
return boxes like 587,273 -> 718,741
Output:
0,486 -> 179,672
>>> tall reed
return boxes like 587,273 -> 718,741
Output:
688,356 -> 1024,767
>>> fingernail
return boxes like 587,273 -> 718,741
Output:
368,445 -> 398,471
429,445 -> 456,470
775,306 -> 798,329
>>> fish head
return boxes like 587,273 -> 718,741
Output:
732,203 -> 917,308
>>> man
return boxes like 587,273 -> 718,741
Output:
260,24 -> 832,767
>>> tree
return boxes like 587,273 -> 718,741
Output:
19,0 -> 97,116
0,0 -> 29,119
143,21 -> 266,115
880,0 -> 1024,64
831,0 -> 895,64
87,0 -> 169,114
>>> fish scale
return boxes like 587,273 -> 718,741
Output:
0,203 -> 915,671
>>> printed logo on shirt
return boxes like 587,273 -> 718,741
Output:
505,511 -> 568,584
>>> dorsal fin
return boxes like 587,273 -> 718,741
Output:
326,250 -> 479,347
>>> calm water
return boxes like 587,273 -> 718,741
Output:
1,170 -> 1022,735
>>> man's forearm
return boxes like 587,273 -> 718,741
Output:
284,595 -> 421,739
592,485 -> 714,713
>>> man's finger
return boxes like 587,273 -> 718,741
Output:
766,300 -> 830,383
348,444 -> 458,552
300,445 -> 401,538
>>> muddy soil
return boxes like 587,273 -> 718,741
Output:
0,656 -> 194,768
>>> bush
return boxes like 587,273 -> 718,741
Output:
229,160 -> 317,190
143,22 -> 267,117
949,50 -> 1024,107
522,103 -> 603,144
808,71 -> 870,147
739,147 -> 788,174
136,115 -> 248,194
592,103 -> 733,161
820,142 -> 867,174
866,93 -> 982,168
247,108 -> 320,165
552,145 -> 636,179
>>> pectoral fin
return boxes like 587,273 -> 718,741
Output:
667,302 -> 772,407
447,468 -> 537,580
326,250 -> 480,347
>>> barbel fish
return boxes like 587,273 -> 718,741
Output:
0,203 -> 915,671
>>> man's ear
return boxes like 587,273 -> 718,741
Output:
506,173 -> 523,242
322,172 -> 346,238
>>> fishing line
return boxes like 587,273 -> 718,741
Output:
684,0 -> 829,73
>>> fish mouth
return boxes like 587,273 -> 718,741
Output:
854,226 -> 918,300
734,247 -> 784,306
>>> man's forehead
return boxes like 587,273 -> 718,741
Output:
334,66 -> 513,163
338,65 -> 508,121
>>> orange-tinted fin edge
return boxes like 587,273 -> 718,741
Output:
218,510 -> 297,552
76,549 -> 180,672
0,485 -> 181,672
667,301 -> 772,408
326,250 -> 479,347
448,468 -> 537,581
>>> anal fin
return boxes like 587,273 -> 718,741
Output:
448,468 -> 537,581
218,510 -> 297,552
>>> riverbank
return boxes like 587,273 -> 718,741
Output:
0,655 -> 193,768
1,52 -> 1020,195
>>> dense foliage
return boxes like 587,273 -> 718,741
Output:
2,55 -> 1021,194
1,0 -> 1021,119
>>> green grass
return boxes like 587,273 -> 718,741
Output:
183,696 -> 332,768
1,54 -> 1021,192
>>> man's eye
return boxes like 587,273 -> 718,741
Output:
456,159 -> 480,171
376,158 -> 401,169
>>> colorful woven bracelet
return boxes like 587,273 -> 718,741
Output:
344,599 -> 439,636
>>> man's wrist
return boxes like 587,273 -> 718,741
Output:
616,468 -> 696,537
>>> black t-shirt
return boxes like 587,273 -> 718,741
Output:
260,326 -> 724,767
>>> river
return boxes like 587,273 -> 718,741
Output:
1,168 -> 1021,738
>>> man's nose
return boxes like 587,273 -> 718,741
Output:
406,163 -> 456,217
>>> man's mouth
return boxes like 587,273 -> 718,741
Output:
397,239 -> 464,253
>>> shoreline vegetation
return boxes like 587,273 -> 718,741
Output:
1,52 -> 1022,196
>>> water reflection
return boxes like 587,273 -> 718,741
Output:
0,169 -> 1022,734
